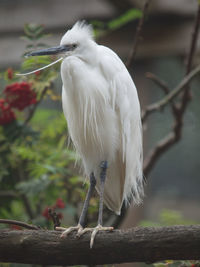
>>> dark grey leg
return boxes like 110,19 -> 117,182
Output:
58,172 -> 96,238
71,161 -> 112,248
97,161 -> 107,226
78,172 -> 96,227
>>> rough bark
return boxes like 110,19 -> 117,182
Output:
0,225 -> 200,266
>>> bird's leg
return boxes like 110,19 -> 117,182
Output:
56,172 -> 96,237
78,172 -> 96,229
98,160 -> 107,225
90,161 -> 113,247
78,161 -> 113,248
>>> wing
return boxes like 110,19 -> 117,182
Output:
97,45 -> 144,212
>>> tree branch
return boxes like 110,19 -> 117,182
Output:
145,72 -> 170,94
126,0 -> 151,68
146,72 -> 178,114
142,64 -> 200,122
0,190 -> 19,198
0,225 -> 200,265
143,2 -> 200,176
185,1 -> 200,74
0,219 -> 40,230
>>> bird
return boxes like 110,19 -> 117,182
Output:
23,21 -> 144,248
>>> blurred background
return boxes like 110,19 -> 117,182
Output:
0,0 -> 200,266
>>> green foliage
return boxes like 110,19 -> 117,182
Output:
140,209 -> 198,227
22,23 -> 50,43
0,23 -> 99,232
92,8 -> 142,37
151,260 -> 200,267
108,9 -> 142,30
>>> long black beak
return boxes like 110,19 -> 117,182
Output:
25,45 -> 68,57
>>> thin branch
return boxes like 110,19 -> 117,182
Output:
142,64 -> 200,122
0,191 -> 19,198
143,132 -> 175,176
186,2 -> 200,74
145,72 -> 177,113
0,219 -> 40,230
146,72 -> 170,94
143,3 -> 200,177
177,1 -> 200,115
0,226 -> 200,265
126,0 -> 151,68
20,194 -> 35,220
48,208 -> 61,230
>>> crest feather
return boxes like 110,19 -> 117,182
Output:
72,21 -> 94,39
60,20 -> 94,45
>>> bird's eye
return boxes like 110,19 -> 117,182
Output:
72,43 -> 77,49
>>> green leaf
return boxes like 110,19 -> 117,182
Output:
21,56 -> 52,70
108,8 -> 142,30
16,175 -> 51,195
153,263 -> 166,267
69,176 -> 83,185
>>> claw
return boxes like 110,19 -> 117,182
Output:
56,223 -> 83,238
76,226 -> 93,237
56,224 -> 113,248
90,225 -> 113,249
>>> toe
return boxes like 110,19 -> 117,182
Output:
90,225 -> 114,248
90,227 -> 99,248
77,227 -> 92,237
61,228 -> 73,238
60,225 -> 81,238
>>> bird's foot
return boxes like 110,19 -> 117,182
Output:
77,224 -> 113,248
56,223 -> 83,238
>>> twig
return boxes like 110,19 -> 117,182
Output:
20,194 -> 35,220
0,190 -> 19,198
177,0 -> 200,114
186,2 -> 200,74
143,2 -> 200,177
48,208 -> 61,230
126,0 -> 151,68
146,72 -> 170,94
142,63 -> 200,122
0,219 -> 40,230
143,132 -> 174,176
146,72 -> 178,116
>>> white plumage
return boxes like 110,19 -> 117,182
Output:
60,21 -> 143,215
22,20 -> 144,247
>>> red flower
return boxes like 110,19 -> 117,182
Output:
56,198 -> 65,209
35,70 -> 41,76
7,68 -> 14,80
42,207 -> 51,219
10,225 -> 22,230
42,206 -> 64,221
0,99 -> 16,125
57,213 -> 63,219
4,82 -> 37,111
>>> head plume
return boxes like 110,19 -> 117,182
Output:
60,21 -> 94,45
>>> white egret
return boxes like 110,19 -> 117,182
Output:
24,21 -> 144,248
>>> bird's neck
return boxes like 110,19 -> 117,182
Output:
78,41 -> 98,66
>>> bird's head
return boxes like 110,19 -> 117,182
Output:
16,21 -> 95,76
26,21 -> 94,58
